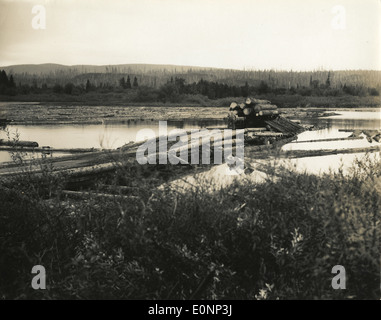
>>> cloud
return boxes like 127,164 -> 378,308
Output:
0,0 -> 380,70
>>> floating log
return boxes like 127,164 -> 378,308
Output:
290,136 -> 364,144
0,155 -> 124,179
0,146 -> 103,153
338,129 -> 374,132
244,127 -> 268,132
205,127 -> 230,131
338,129 -> 355,132
280,145 -> 381,159
251,132 -> 283,137
0,139 -> 39,147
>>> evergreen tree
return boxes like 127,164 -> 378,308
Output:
258,81 -> 269,94
86,79 -> 91,92
53,84 -> 63,94
0,70 -> 8,86
64,83 -> 74,94
326,72 -> 331,88
242,81 -> 249,97
119,77 -> 126,88
133,77 -> 138,88
9,75 -> 15,87
126,76 -> 132,89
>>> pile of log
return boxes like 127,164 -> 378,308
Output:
229,98 -> 279,118
242,98 -> 279,117
229,102 -> 245,117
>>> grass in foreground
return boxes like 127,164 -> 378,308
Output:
0,155 -> 380,300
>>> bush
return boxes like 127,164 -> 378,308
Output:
368,88 -> 380,96
52,84 -> 63,94
0,154 -> 379,299
134,86 -> 159,102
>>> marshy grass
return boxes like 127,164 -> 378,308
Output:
0,152 -> 379,299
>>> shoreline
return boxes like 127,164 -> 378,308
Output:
0,100 -> 380,126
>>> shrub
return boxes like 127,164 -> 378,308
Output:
0,154 -> 379,299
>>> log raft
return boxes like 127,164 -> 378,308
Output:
1,117 -> 379,183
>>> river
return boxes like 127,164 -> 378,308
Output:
0,119 -> 224,162
0,109 -> 380,175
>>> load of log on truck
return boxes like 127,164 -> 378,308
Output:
227,97 -> 304,145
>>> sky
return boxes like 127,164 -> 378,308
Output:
0,0 -> 380,70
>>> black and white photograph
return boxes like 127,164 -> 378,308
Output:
0,0 -> 380,304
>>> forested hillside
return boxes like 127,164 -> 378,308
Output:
0,64 -> 380,107
2,63 -> 380,89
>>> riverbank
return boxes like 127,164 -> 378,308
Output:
1,93 -> 380,108
1,101 -> 380,125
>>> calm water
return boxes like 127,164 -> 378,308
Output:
303,111 -> 381,130
1,110 -> 380,173
0,119 -> 224,163
280,110 -> 381,174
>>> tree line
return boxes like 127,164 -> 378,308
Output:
4,67 -> 381,90
135,75 -> 379,103
0,70 -> 16,95
0,69 -> 379,102
0,70 -> 142,96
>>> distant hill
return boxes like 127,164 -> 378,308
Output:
0,63 -> 219,76
1,63 -> 380,90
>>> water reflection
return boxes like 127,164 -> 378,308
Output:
280,111 -> 380,174
0,119 -> 225,163
0,111 -> 379,173
304,110 -> 380,130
